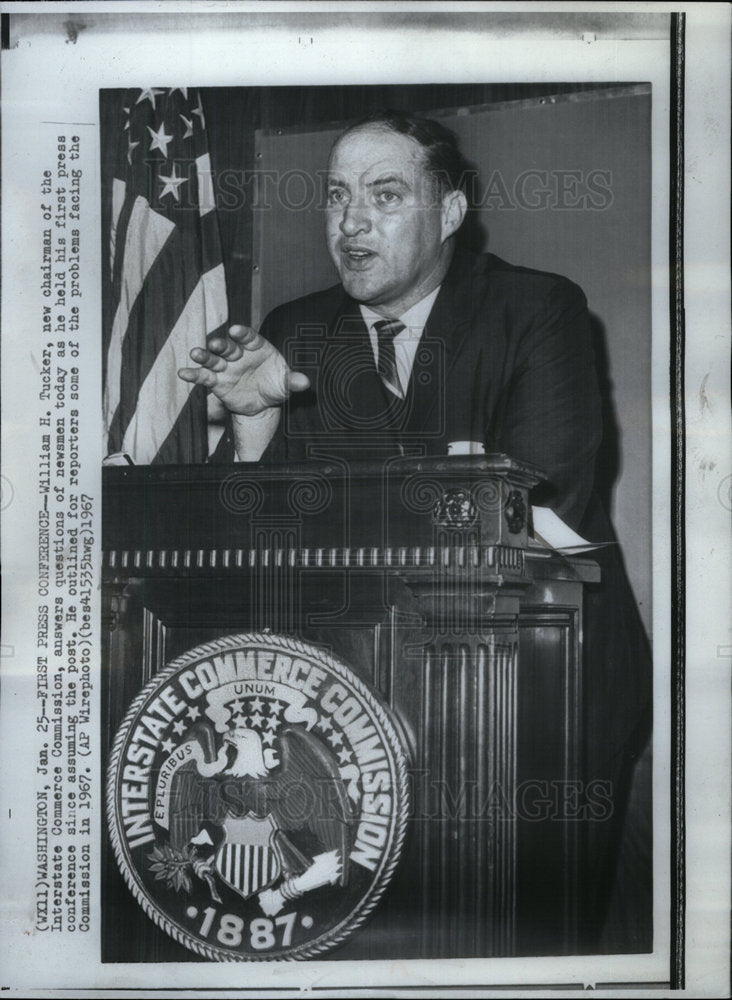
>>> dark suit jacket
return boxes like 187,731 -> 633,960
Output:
246,249 -> 600,528
215,248 -> 651,774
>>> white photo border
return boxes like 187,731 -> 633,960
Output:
0,4 -> 729,996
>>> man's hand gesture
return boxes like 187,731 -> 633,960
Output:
178,325 -> 310,416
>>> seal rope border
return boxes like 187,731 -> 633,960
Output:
106,632 -> 411,962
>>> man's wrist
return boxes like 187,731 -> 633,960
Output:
231,407 -> 281,461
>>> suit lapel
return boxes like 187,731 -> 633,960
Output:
404,249 -> 476,438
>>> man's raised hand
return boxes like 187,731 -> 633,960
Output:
178,325 -> 310,416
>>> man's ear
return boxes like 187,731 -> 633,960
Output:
441,189 -> 468,241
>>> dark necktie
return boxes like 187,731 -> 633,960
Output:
373,319 -> 406,399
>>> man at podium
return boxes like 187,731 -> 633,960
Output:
178,110 -> 651,949
180,110 -> 600,535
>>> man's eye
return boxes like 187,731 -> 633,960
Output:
327,188 -> 348,206
375,190 -> 400,206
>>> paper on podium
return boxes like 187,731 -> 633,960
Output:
531,506 -> 613,553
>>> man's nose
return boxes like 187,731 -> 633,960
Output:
339,199 -> 372,237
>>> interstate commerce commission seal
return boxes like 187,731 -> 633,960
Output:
106,633 -> 410,960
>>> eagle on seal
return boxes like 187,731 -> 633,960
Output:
156,719 -> 356,915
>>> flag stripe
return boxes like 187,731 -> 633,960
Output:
104,196 -> 176,436
110,178 -> 127,280
152,384 -> 209,465
196,152 -> 216,217
120,264 -> 227,464
106,208 -> 224,451
110,191 -> 136,306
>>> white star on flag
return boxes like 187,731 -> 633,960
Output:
126,139 -> 139,165
180,114 -> 194,139
136,87 -> 165,109
158,165 -> 187,202
192,95 -> 205,125
169,87 -> 188,99
147,122 -> 173,157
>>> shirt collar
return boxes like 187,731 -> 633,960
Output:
359,285 -> 441,335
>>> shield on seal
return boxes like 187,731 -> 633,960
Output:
215,813 -> 281,900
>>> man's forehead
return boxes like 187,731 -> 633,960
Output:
328,127 -> 428,182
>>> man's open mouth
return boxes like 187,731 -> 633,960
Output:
341,245 -> 377,268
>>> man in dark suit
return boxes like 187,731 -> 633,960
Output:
180,112 -> 596,519
179,110 -> 651,949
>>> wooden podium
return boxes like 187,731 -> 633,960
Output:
102,455 -> 599,961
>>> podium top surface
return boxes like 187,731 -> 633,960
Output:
102,452 -> 546,488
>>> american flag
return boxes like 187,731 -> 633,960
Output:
103,87 -> 228,464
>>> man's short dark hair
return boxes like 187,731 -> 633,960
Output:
340,109 -> 472,196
